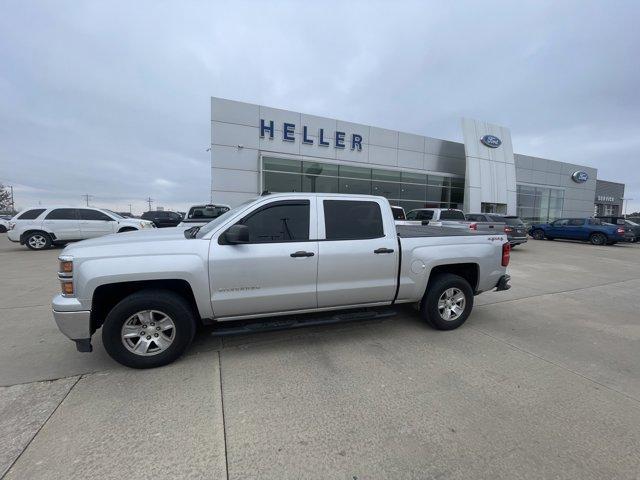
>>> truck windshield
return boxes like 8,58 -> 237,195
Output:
195,199 -> 256,238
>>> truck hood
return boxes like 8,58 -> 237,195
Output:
62,229 -> 191,254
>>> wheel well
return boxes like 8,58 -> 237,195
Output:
20,229 -> 52,242
428,263 -> 479,293
90,280 -> 200,331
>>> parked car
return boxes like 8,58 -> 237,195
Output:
141,210 -> 183,228
51,193 -> 511,368
178,204 -> 230,228
528,218 -> 625,245
401,208 -> 505,233
0,217 -> 9,233
7,207 -> 155,250
596,216 -> 638,242
467,213 -> 528,247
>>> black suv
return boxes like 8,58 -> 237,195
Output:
466,213 -> 528,247
141,210 -> 183,228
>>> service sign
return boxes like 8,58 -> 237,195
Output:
480,135 -> 502,148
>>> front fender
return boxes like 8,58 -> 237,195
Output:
73,254 -> 213,319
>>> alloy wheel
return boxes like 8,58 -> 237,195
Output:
437,288 -> 466,321
121,310 -> 176,356
28,234 -> 48,249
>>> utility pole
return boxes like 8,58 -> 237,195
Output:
128,203 -> 132,214
146,197 -> 154,211
81,194 -> 93,206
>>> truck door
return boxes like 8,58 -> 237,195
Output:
317,198 -> 398,308
209,198 -> 318,318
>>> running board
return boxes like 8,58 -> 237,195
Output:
210,308 -> 397,336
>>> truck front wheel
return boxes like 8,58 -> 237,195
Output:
101,290 -> 196,368
421,273 -> 474,330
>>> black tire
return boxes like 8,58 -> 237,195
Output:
589,233 -> 607,246
101,289 -> 196,369
24,231 -> 52,250
531,229 -> 545,240
421,273 -> 474,330
0,225 -> 7,233
117,227 -> 137,233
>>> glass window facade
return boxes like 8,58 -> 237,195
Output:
262,157 -> 464,212
516,185 -> 564,224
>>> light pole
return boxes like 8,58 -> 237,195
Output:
621,198 -> 634,217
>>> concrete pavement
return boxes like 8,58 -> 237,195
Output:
1,234 -> 639,479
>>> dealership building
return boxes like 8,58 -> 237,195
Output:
210,97 -> 624,223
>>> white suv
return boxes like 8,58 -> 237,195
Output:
7,207 -> 155,250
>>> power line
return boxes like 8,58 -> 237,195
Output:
146,197 -> 154,211
81,194 -> 93,206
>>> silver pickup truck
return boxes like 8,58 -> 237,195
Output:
52,193 -> 511,368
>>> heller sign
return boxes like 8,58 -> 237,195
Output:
260,119 -> 363,151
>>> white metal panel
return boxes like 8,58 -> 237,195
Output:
211,121 -> 259,149
369,126 -> 398,148
211,97 -> 259,126
398,149 -> 422,169
259,133 -> 300,155
398,132 -> 424,152
369,145 -> 398,167
211,168 -> 259,193
210,145 -> 259,172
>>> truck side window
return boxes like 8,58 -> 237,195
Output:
241,201 -> 309,243
324,200 -> 383,240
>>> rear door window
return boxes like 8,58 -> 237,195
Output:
324,200 -> 384,240
569,219 -> 585,226
17,208 -> 46,220
241,200 -> 309,243
45,208 -> 78,220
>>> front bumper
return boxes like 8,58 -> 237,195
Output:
52,294 -> 92,352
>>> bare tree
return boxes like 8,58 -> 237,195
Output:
0,184 -> 13,213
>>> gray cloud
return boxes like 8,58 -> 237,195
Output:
1,0 -> 639,213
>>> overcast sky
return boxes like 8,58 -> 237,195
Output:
1,0 -> 639,214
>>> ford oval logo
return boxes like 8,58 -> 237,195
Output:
480,135 -> 502,148
571,171 -> 589,183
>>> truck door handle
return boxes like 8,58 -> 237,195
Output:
290,251 -> 315,258
374,248 -> 394,254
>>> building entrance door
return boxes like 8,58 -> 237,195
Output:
481,203 -> 507,214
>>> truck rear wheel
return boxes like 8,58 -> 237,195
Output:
101,289 -> 196,368
421,273 -> 473,330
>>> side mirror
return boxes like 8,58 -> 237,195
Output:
224,224 -> 249,244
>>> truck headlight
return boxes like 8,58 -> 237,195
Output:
58,255 -> 74,295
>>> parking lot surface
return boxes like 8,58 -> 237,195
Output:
1,235 -> 639,479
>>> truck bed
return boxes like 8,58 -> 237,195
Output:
396,225 -> 482,237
